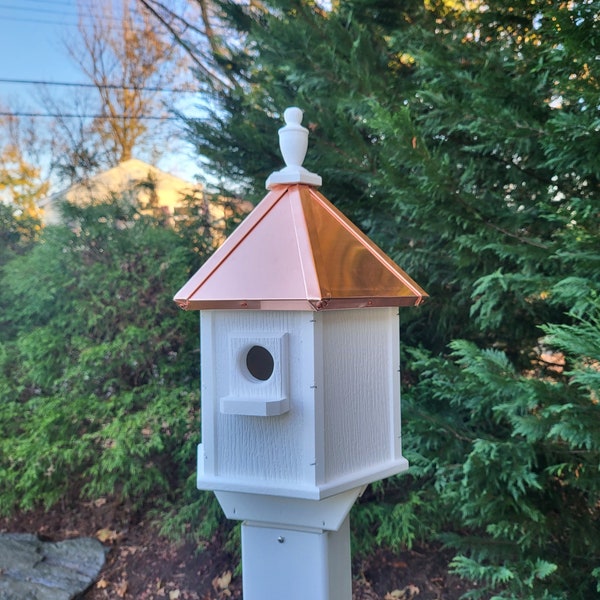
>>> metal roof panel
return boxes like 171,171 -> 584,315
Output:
174,183 -> 427,311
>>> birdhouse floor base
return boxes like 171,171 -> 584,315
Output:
214,487 -> 364,531
241,516 -> 351,600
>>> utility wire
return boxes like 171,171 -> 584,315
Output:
0,1 -> 146,23
0,111 -> 185,121
1,0 -> 74,7
0,3 -> 81,17
0,14 -> 78,27
0,3 -> 168,30
0,77 -> 195,94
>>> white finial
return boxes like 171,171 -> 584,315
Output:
266,107 -> 322,189
280,107 -> 308,169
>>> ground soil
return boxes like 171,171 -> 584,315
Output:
0,498 -> 479,600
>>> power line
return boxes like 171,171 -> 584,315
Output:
0,14 -> 164,32
0,111 -> 185,121
2,0 -> 74,7
0,1 -> 146,23
0,3 -> 79,18
0,3 -> 169,30
0,77 -> 195,94
0,14 -> 78,27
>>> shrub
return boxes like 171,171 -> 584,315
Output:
0,198 -> 220,538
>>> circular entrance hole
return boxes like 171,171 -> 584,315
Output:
245,345 -> 274,381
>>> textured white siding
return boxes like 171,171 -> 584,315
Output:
321,308 -> 399,482
201,311 -> 317,493
198,307 -> 405,499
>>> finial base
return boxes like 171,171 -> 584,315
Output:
266,166 -> 322,190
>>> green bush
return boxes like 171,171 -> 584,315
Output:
387,293 -> 600,598
0,198 -> 220,538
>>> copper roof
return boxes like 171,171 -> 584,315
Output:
174,183 -> 427,311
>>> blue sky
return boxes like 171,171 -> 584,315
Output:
0,1 -> 81,103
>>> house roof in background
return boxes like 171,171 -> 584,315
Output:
39,158 -> 202,223
40,158 -> 201,205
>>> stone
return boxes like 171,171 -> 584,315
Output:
0,533 -> 107,600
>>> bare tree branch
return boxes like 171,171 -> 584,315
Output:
137,0 -> 246,93
56,0 -> 185,168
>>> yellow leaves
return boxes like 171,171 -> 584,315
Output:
384,585 -> 420,600
212,570 -> 233,596
96,527 -> 120,543
0,143 -> 47,224
96,576 -> 128,598
424,0 -> 468,16
96,577 -> 109,589
388,52 -> 416,72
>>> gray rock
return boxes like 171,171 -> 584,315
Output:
0,533 -> 107,600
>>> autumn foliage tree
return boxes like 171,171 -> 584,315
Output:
0,144 -> 47,216
46,0 -> 188,183
0,112 -> 48,257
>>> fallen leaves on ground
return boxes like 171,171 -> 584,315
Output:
1,499 -> 473,600
384,585 -> 420,600
96,528 -> 120,543
96,578 -> 109,590
115,578 -> 129,598
212,570 -> 232,597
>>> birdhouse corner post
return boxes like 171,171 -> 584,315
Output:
174,107 -> 427,600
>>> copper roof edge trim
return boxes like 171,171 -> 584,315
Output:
173,186 -> 290,305
307,186 -> 428,301
181,296 -> 425,311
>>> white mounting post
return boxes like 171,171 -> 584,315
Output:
241,517 -> 351,600
215,488 -> 363,600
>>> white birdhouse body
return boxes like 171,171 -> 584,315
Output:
197,307 -> 406,500
175,106 -> 427,502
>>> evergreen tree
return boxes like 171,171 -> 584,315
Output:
174,0 -> 599,596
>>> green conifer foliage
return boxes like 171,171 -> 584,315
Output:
0,198 -> 224,542
181,0 -> 599,596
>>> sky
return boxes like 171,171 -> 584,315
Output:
0,0 -> 204,185
0,1 -> 81,101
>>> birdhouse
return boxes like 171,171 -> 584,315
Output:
174,107 -> 427,502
